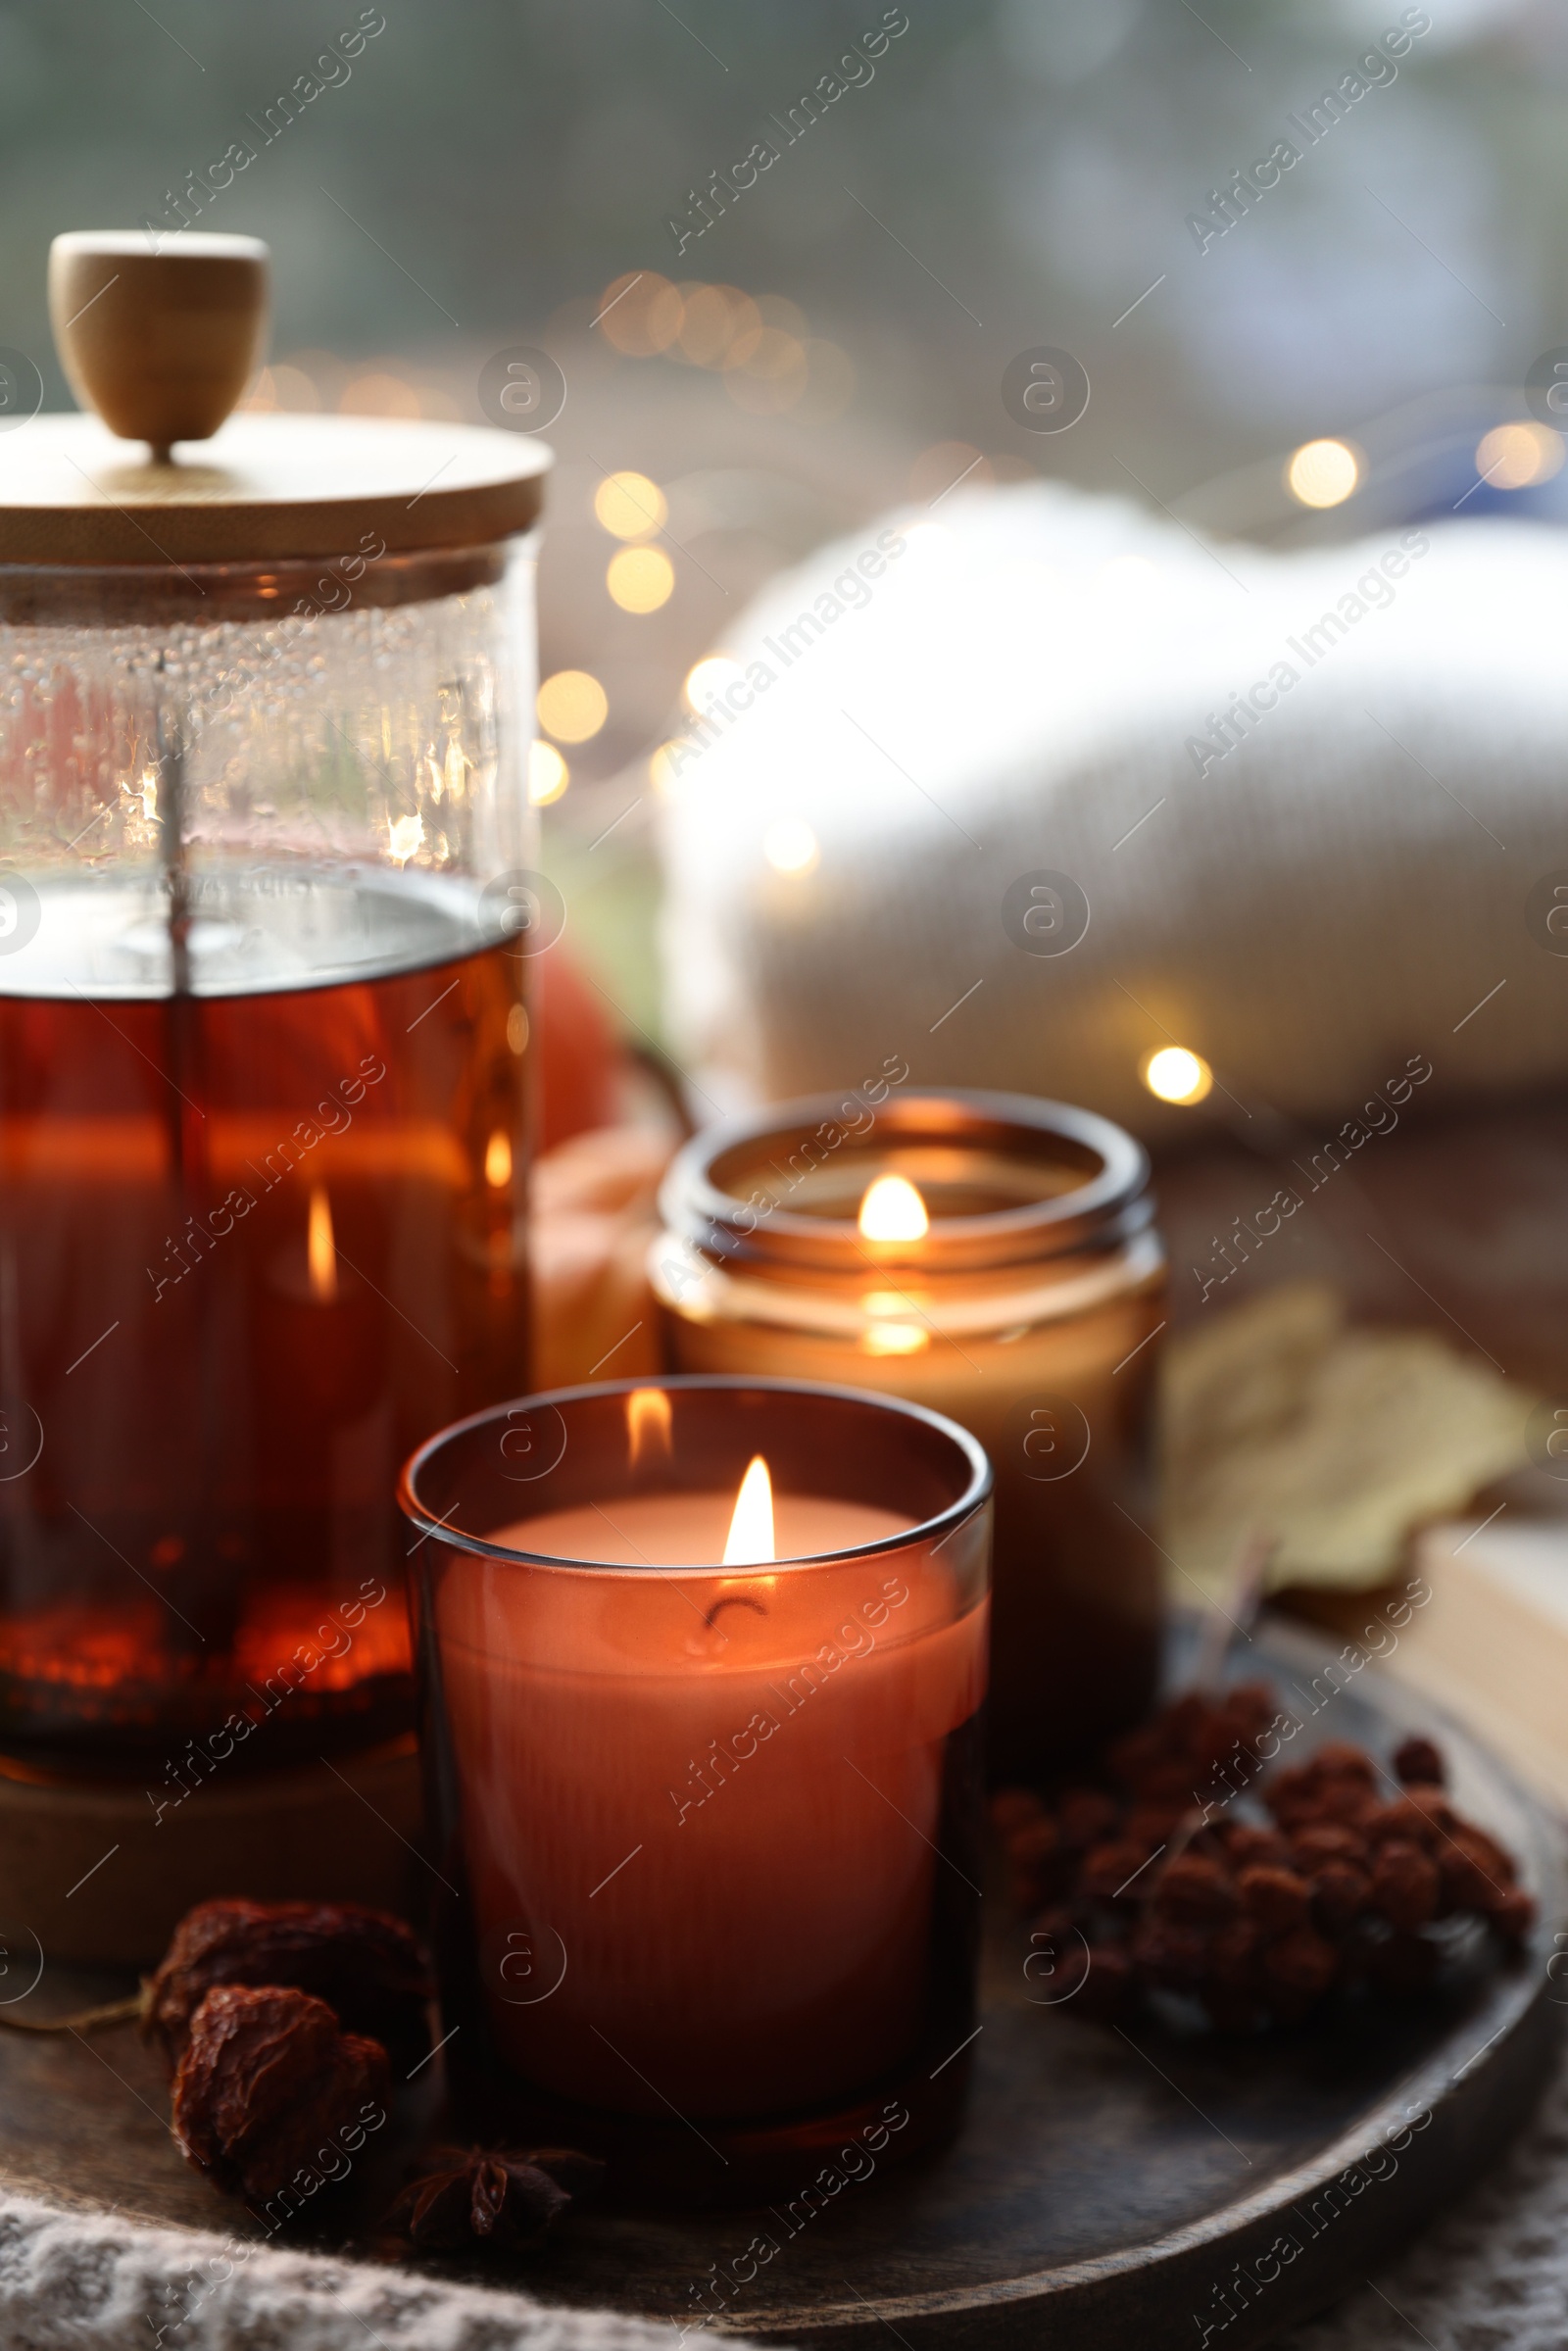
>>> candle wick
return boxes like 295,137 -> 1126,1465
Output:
704,1595 -> 768,1631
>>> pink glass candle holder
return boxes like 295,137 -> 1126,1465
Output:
398,1375 -> 992,2204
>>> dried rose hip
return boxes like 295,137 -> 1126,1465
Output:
1152,1853 -> 1238,1926
1122,1801 -> 1183,1850
1223,1823 -> 1295,1872
1316,1778 -> 1377,1828
1394,1735 -> 1446,1788
1080,1839 -> 1153,1903
1290,1823 -> 1367,1871
1263,1765 -> 1324,1832
1311,1741 -> 1378,1789
172,1984 -> 390,2205
1310,1860 -> 1372,1935
1441,1827 -> 1514,1913
145,1898 -> 434,2073
1365,1788 -> 1457,1849
1368,1839 -> 1441,1933
391,2146 -> 604,2252
1238,1865 -> 1312,1936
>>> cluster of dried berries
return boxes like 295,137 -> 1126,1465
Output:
144,1897 -> 435,2073
996,1690 -> 1535,2033
391,2146 -> 606,2252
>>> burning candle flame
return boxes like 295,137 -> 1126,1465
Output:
858,1173 -> 929,1243
722,1455 -> 774,1566
625,1386 -> 673,1465
307,1185 -> 338,1302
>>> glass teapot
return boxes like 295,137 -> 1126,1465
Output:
0,232 -> 550,1768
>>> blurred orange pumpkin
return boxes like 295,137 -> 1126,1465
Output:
527,946 -> 679,1387
533,947 -> 622,1151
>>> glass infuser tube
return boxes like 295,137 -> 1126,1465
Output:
151,666 -> 219,1659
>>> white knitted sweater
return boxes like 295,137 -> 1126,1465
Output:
3,2050 -> 1565,2349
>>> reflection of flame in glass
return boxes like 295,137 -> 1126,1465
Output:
388,812 -> 423,866
307,1185 -> 338,1302
484,1129 -> 513,1188
723,1455 -> 774,1566
625,1386 -> 672,1466
858,1174 -> 929,1242
862,1322 -> 928,1356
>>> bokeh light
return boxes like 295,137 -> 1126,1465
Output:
595,270 -> 683,355
338,371 -> 421,417
725,328 -> 810,414
679,284 -> 761,368
1142,1047 -> 1213,1104
762,817 -> 820,875
594,470 -> 668,539
536,670 -> 608,743
1285,438 -> 1360,509
1476,420 -> 1564,490
528,742 -> 569,806
608,545 -> 675,612
685,655 -> 745,710
650,742 -> 687,798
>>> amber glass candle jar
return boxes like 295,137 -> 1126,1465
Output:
652,1091 -> 1166,1778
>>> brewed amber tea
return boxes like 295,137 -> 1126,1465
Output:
0,869 -> 528,1761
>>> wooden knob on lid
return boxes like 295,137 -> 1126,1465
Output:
48,231 -> 270,464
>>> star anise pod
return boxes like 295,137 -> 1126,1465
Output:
391,2145 -> 606,2253
172,1984 -> 391,2205
145,1897 -> 434,2072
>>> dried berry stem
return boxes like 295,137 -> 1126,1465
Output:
0,1991 -> 143,2034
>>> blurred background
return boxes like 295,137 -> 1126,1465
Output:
5,0 -> 1566,1033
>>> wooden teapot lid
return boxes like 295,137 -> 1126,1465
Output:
0,231 -> 550,565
